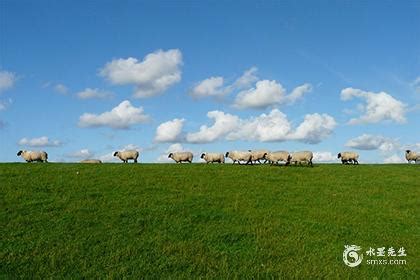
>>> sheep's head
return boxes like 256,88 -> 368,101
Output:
263,152 -> 268,158
113,151 -> 119,157
200,153 -> 205,159
406,150 -> 411,154
17,150 -> 23,156
168,153 -> 173,158
225,152 -> 229,157
287,154 -> 292,162
337,153 -> 341,159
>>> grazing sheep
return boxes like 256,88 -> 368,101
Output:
265,151 -> 289,165
405,150 -> 420,163
200,152 -> 225,164
80,159 -> 102,163
225,151 -> 253,165
168,152 -> 193,163
248,149 -> 269,164
17,150 -> 48,163
337,151 -> 359,165
287,151 -> 313,166
113,150 -> 139,163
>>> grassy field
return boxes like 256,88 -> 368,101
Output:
1,163 -> 419,278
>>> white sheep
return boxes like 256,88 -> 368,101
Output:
287,151 -> 313,166
168,152 -> 193,163
17,150 -> 48,163
265,151 -> 289,165
80,159 -> 102,163
337,151 -> 359,165
248,149 -> 269,164
225,151 -> 253,165
200,152 -> 225,164
113,150 -> 139,163
405,150 -> 420,163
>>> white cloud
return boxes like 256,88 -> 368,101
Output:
0,70 -> 17,94
76,88 -> 113,99
100,49 -> 183,98
410,76 -> 420,94
186,109 -> 336,144
54,83 -> 69,95
0,98 -> 12,111
78,100 -> 150,129
340,88 -> 406,124
383,154 -> 406,163
121,143 -> 141,151
156,143 -> 185,162
345,134 -> 400,152
313,151 -> 336,162
232,67 -> 259,89
155,118 -> 185,143
68,149 -> 94,159
233,80 -> 312,109
186,111 -> 239,143
190,77 -> 225,98
18,136 -> 62,147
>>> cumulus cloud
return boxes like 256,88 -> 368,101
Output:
185,109 -> 336,144
100,49 -> 183,98
345,134 -> 400,152
67,149 -> 94,159
340,88 -> 406,124
233,80 -> 312,109
383,154 -> 406,163
76,88 -> 113,99
155,118 -> 185,143
78,100 -> 150,129
190,77 -> 225,98
0,70 -> 17,94
232,67 -> 259,89
18,136 -> 62,147
313,152 -> 336,162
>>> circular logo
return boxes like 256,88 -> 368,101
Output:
343,245 -> 363,267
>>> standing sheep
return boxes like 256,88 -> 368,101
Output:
113,150 -> 139,163
225,151 -> 253,165
248,149 -> 269,164
168,152 -> 193,163
287,151 -> 313,166
200,152 -> 225,164
17,150 -> 48,163
405,150 -> 420,163
337,152 -> 359,165
265,151 -> 289,165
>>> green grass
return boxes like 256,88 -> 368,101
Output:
1,163 -> 419,278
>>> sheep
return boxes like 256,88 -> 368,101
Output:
225,151 -> 253,165
265,151 -> 289,165
287,151 -> 313,166
200,152 -> 225,164
17,150 -> 48,163
248,149 -> 269,164
113,150 -> 139,163
337,151 -> 359,165
80,159 -> 102,163
168,152 -> 193,163
405,150 -> 420,163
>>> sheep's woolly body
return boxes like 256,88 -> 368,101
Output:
113,150 -> 139,163
265,151 -> 289,165
338,151 -> 359,164
80,159 -> 102,163
200,153 -> 225,163
169,152 -> 193,163
287,151 -> 313,166
405,150 -> 420,163
225,151 -> 252,164
17,150 -> 48,163
249,150 -> 269,163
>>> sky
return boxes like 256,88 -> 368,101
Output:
0,0 -> 419,163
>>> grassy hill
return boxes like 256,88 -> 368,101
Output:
1,163 -> 419,278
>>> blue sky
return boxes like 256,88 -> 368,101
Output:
1,0 -> 419,163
